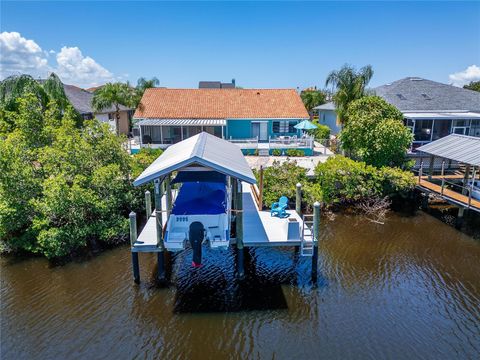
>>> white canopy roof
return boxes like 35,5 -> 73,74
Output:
133,132 -> 256,186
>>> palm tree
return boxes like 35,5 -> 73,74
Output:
300,90 -> 327,116
92,82 -> 132,135
325,64 -> 373,124
132,77 -> 160,109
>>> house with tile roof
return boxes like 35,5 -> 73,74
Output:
133,88 -> 311,154
314,77 -> 480,148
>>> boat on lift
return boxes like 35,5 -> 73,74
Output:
164,171 -> 233,252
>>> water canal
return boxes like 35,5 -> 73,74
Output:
1,212 -> 479,359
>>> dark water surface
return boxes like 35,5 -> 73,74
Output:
2,212 -> 480,359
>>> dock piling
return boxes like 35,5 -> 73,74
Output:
165,174 -> 172,218
154,179 -> 166,282
312,202 -> 320,282
129,211 -> 140,283
235,179 -> 245,280
296,183 -> 302,216
145,190 -> 152,219
259,166 -> 264,210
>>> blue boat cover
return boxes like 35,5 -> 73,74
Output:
172,182 -> 227,215
171,171 -> 226,184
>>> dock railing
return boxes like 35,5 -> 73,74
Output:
412,166 -> 479,209
228,137 -> 259,149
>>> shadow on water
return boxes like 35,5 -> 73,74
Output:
168,245 -> 327,314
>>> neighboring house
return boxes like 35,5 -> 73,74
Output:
62,84 -> 132,135
133,88 -> 310,153
199,79 -> 236,89
316,77 -> 480,147
313,102 -> 341,135
375,77 -> 480,148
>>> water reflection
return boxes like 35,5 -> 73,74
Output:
1,212 -> 480,359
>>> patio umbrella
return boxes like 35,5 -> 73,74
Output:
294,120 -> 317,130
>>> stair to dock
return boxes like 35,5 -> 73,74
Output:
258,148 -> 269,156
300,214 -> 315,257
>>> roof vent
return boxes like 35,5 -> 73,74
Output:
410,77 -> 423,81
396,93 -> 407,100
421,93 -> 431,100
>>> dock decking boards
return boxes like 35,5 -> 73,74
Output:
417,179 -> 480,212
242,183 -> 304,247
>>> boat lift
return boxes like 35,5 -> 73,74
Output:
129,132 -> 320,284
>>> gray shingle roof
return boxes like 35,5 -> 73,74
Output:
63,84 -> 131,115
417,134 -> 480,166
374,77 -> 480,112
313,102 -> 335,111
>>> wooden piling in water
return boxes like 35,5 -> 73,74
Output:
312,202 -> 320,281
129,211 -> 140,284
154,178 -> 166,282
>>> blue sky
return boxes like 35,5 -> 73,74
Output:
1,1 -> 479,88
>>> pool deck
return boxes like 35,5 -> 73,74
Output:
132,183 -> 308,252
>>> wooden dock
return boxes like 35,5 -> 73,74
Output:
133,183 -> 310,251
242,183 -> 309,247
417,178 -> 480,212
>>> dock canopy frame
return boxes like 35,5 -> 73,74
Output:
133,132 -> 257,186
417,134 -> 480,166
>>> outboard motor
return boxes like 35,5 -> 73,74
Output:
189,222 -> 204,267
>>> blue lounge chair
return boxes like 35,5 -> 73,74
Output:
271,196 -> 289,218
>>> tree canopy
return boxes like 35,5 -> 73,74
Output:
0,93 -> 155,258
300,90 -> 327,113
325,64 -> 373,124
0,73 -> 70,111
131,77 -> 160,109
339,96 -> 413,168
463,80 -> 480,92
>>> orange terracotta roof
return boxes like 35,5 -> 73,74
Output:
133,88 -> 309,119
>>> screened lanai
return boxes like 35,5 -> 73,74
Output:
137,119 -> 225,147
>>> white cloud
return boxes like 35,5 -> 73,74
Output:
0,31 -> 117,87
449,65 -> 480,87
0,31 -> 50,78
55,46 -> 114,86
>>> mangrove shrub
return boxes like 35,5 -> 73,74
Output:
0,93 -> 155,258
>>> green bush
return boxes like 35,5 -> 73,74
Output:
257,160 -> 307,207
285,149 -> 304,157
271,149 -> 281,156
308,122 -> 330,142
314,155 -> 415,204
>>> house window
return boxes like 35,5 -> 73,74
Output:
108,113 -> 114,120
432,120 -> 451,140
413,119 -> 433,142
272,120 -> 297,134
